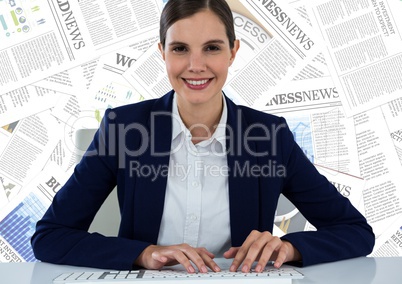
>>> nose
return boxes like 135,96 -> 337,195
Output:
188,52 -> 207,73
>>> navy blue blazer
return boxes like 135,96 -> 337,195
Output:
32,91 -> 374,269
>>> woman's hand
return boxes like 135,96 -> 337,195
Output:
223,230 -> 301,272
135,244 -> 221,273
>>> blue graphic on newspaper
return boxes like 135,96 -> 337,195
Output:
285,115 -> 314,163
0,192 -> 47,262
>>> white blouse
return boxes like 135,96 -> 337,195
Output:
157,94 -> 231,256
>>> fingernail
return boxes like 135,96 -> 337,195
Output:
255,264 -> 262,273
214,265 -> 221,272
188,266 -> 195,273
201,266 -> 208,273
230,265 -> 236,272
242,265 -> 249,273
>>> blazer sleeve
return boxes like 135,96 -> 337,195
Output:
31,109 -> 151,270
278,117 -> 375,266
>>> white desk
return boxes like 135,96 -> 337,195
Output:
0,257 -> 400,284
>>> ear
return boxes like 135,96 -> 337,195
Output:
229,39 -> 240,66
158,42 -> 166,61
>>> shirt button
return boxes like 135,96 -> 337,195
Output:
192,181 -> 199,187
190,214 -> 198,221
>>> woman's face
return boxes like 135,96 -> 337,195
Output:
159,10 -> 239,108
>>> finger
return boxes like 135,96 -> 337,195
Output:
175,249 -> 199,273
254,246 -> 273,272
197,248 -> 221,272
153,248 -> 195,273
241,232 -> 276,273
223,247 -> 239,259
273,243 -> 290,268
229,230 -> 260,272
254,238 -> 282,272
229,246 -> 247,272
200,248 -> 215,259
256,237 -> 285,272
151,251 -> 169,264
179,245 -> 209,273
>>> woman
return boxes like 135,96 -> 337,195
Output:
31,0 -> 374,273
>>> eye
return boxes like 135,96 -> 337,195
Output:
172,45 -> 187,53
205,45 -> 221,52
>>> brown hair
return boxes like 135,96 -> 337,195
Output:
159,0 -> 236,49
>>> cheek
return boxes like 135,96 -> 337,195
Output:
211,61 -> 230,76
209,55 -> 232,70
165,59 -> 184,77
165,64 -> 179,79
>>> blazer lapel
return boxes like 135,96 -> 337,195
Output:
225,96 -> 260,247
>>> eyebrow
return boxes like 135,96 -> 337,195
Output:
168,39 -> 226,46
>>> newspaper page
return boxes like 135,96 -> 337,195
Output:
44,139 -> 76,174
308,0 -> 402,116
287,3 -> 331,81
0,110 -> 61,211
46,91 -> 93,173
122,42 -> 169,99
255,76 -> 360,175
370,214 -> 402,257
50,93 -> 101,164
0,85 -> 60,126
222,0 -> 322,106
85,32 -> 159,113
123,6 -> 273,99
33,31 -> 159,96
42,94 -> 93,173
32,58 -> 100,95
0,0 -> 164,94
354,107 -> 402,238
86,47 -> 146,112
0,165 -> 70,262
381,97 -> 402,164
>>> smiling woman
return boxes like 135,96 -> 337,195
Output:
32,0 -> 374,276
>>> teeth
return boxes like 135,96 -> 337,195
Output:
186,79 -> 209,86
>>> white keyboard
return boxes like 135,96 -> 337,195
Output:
54,268 -> 304,283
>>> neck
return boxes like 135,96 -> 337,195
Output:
177,94 -> 223,144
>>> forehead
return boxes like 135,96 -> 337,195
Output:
165,10 -> 228,43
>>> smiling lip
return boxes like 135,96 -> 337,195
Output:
183,78 -> 212,90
